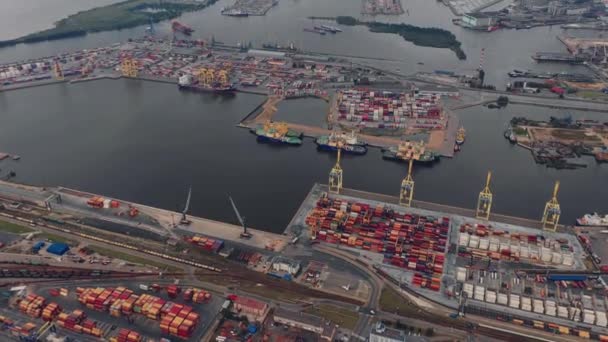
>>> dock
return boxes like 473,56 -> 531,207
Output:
532,52 -> 586,64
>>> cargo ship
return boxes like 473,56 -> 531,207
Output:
178,75 -> 236,94
382,141 -> 438,164
315,131 -> 367,155
171,21 -> 194,35
303,28 -> 326,35
252,122 -> 303,145
455,126 -> 466,145
221,8 -> 249,17
321,25 -> 342,33
577,213 -> 608,227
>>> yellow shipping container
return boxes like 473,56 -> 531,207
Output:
558,326 -> 570,334
579,331 -> 590,339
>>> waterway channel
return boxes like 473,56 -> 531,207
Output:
0,79 -> 607,233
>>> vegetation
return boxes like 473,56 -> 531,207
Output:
0,220 -> 34,234
325,16 -> 466,60
0,0 -> 216,47
88,244 -> 183,272
379,286 -> 419,316
303,304 -> 360,330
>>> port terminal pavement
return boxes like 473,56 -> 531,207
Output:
0,180 -> 290,252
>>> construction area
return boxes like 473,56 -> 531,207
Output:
505,116 -> 608,168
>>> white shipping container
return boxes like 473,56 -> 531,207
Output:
478,238 -> 489,250
545,306 -> 557,316
563,253 -> 574,266
497,293 -> 508,305
552,252 -> 563,264
521,304 -> 532,312
558,306 -> 569,318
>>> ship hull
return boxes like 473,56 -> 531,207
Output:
178,84 -> 236,94
316,142 -> 367,155
381,150 -> 438,164
576,215 -> 608,227
455,138 -> 465,145
256,135 -> 302,145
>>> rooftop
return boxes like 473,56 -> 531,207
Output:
274,307 -> 324,327
370,323 -> 406,341
233,296 -> 268,310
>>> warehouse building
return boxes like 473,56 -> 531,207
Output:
461,12 -> 498,29
273,308 -> 336,341
231,296 -> 269,322
369,323 -> 406,342
46,243 -> 69,256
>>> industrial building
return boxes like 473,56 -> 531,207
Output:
270,256 -> 301,275
369,322 -> 407,342
461,12 -> 498,29
231,296 -> 269,322
46,243 -> 69,256
273,308 -> 336,341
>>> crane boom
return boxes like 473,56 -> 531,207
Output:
229,196 -> 251,238
183,187 -> 192,214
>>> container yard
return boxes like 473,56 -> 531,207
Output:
287,183 -> 608,339
333,88 -> 447,131
0,281 -> 224,342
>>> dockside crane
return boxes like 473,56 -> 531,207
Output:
542,181 -> 561,231
53,59 -> 64,81
476,171 -> 492,220
229,196 -> 252,239
328,148 -> 343,194
399,158 -> 415,207
180,187 -> 192,225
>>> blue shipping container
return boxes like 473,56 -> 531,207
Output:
46,243 -> 69,256
547,274 -> 587,281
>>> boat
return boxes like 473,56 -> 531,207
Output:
320,25 -> 342,32
455,126 -> 466,145
454,144 -> 460,152
577,213 -> 608,227
381,141 -> 438,164
315,131 -> 367,155
221,9 -> 249,17
252,122 -> 303,145
178,74 -> 236,94
171,21 -> 194,35
503,125 -> 517,143
303,28 -> 326,35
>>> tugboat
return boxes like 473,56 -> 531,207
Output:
251,122 -> 303,145
382,141 -> 438,164
315,131 -> 367,155
577,213 -> 608,227
455,126 -> 466,145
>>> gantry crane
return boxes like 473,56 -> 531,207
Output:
53,60 -> 64,81
121,58 -> 138,78
328,147 -> 343,194
542,181 -> 561,231
217,69 -> 229,85
399,158 -> 414,207
476,171 -> 492,220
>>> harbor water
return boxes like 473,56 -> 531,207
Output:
0,80 -> 607,232
0,0 -> 606,232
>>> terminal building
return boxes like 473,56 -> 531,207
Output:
273,308 -> 336,341
461,12 -> 498,29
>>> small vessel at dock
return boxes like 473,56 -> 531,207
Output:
315,131 -> 367,155
455,126 -> 466,145
304,28 -> 326,35
577,213 -> 608,227
252,122 -> 303,145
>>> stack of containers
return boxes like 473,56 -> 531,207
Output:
570,307 -> 582,322
189,236 -> 224,253
18,294 -> 46,318
411,273 -> 441,291
111,328 -> 142,342
596,311 -> 607,327
9,323 -> 36,340
583,309 -> 596,325
59,288 -> 69,297
474,286 -> 485,301
533,299 -> 544,314
521,297 -> 532,311
159,303 -> 200,339
497,292 -> 508,305
41,302 -> 62,321
545,300 -> 557,316
192,289 -> 211,303
509,294 -> 520,309
56,310 -> 101,337
166,285 -> 181,299
455,267 -> 467,282
558,305 -> 569,319
485,290 -> 496,304
463,283 -> 474,298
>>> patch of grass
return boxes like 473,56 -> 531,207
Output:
39,233 -> 77,246
88,245 -> 182,272
0,220 -> 34,234
304,304 -> 359,330
379,286 -> 419,317
577,91 -> 608,100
